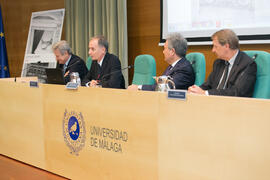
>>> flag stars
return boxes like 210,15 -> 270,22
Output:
0,66 -> 8,71
0,32 -> 4,38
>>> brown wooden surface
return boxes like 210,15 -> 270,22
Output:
1,81 -> 270,179
0,154 -> 68,180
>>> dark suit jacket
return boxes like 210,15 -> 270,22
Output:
59,54 -> 88,84
82,53 -> 125,89
200,51 -> 257,97
142,57 -> 195,91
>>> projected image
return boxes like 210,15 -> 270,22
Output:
196,0 -> 255,29
163,0 -> 270,43
200,0 -> 254,10
167,0 -> 256,32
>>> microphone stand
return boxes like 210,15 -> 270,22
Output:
100,65 -> 133,87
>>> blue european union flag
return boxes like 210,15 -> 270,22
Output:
0,6 -> 10,78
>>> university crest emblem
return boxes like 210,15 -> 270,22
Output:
63,109 -> 86,155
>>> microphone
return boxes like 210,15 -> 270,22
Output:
100,65 -> 133,86
62,60 -> 82,78
66,60 -> 81,69
252,54 -> 258,60
236,53 -> 257,79
235,57 -> 257,91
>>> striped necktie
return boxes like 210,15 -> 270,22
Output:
217,61 -> 230,89
63,64 -> 67,74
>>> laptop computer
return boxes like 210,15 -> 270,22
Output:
45,68 -> 65,85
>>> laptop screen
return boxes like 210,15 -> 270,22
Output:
45,68 -> 65,85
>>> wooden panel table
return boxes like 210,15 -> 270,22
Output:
1,81 -> 270,179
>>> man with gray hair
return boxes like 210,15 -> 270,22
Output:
52,40 -> 88,84
128,32 -> 195,91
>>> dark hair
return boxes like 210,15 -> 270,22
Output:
166,32 -> 187,57
211,29 -> 239,50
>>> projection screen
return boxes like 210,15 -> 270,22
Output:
161,0 -> 270,45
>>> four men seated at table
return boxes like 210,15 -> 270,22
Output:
51,29 -> 258,97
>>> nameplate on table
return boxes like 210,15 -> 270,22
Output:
66,82 -> 79,90
29,81 -> 39,88
167,90 -> 187,100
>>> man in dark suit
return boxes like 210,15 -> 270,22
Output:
128,32 -> 195,91
188,29 -> 257,97
52,40 -> 88,84
81,36 -> 125,89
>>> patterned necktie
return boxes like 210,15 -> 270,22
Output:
217,61 -> 230,89
164,65 -> 172,76
63,64 -> 67,75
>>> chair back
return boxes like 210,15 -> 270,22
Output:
244,50 -> 270,99
186,52 -> 206,86
86,56 -> 92,70
132,54 -> 156,85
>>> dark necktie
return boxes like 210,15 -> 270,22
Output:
218,61 -> 230,89
97,64 -> 101,80
164,65 -> 172,76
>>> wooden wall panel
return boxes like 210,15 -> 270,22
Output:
127,0 -> 270,84
0,0 -> 65,77
127,0 -> 160,38
127,0 -> 161,84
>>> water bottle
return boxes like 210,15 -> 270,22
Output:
77,76 -> 81,86
70,72 -> 81,86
